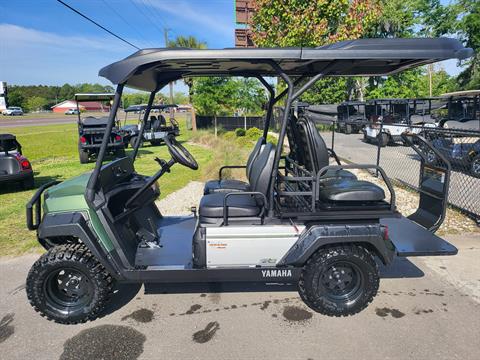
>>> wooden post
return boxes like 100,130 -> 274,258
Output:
191,106 -> 197,131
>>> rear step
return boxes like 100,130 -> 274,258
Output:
381,217 -> 457,257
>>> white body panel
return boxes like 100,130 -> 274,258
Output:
206,225 -> 305,268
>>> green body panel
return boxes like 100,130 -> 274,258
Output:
43,173 -> 114,252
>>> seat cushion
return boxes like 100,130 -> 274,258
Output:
203,179 -> 250,195
320,169 -> 357,181
199,192 -> 261,218
318,179 -> 385,202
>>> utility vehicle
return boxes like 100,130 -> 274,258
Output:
75,93 -> 125,164
0,133 -> 33,189
364,99 -> 438,146
119,104 -> 180,148
25,38 -> 472,324
439,90 -> 480,131
337,101 -> 368,134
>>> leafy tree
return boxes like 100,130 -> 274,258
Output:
192,77 -> 236,116
167,35 -> 207,102
6,90 -> 26,108
25,96 -> 48,112
173,92 -> 188,105
248,0 -> 381,104
456,0 -> 480,89
232,78 -> 267,115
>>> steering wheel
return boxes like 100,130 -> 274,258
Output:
164,135 -> 198,170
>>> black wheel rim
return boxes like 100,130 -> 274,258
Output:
319,261 -> 364,303
44,267 -> 94,314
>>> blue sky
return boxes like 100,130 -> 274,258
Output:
0,0 -> 463,90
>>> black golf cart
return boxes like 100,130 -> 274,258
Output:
120,104 -> 180,148
337,101 -> 368,134
438,90 -> 480,130
75,93 -> 125,164
25,38 -> 472,324
0,133 -> 34,189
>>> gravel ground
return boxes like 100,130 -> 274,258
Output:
156,181 -> 205,215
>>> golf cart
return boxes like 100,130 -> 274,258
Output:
364,98 -> 438,146
438,90 -> 480,131
120,104 -> 180,148
337,101 -> 368,134
75,93 -> 125,164
0,133 -> 34,189
25,38 -> 472,324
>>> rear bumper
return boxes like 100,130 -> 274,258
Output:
80,143 -> 124,149
0,171 -> 33,183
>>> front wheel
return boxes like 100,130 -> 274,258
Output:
377,133 -> 389,147
26,243 -> 115,324
298,245 -> 379,317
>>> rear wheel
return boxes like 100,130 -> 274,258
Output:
345,124 -> 352,134
150,139 -> 162,146
26,243 -> 114,324
377,133 -> 389,147
363,133 -> 371,143
471,155 -> 480,178
298,244 -> 379,317
78,144 -> 89,164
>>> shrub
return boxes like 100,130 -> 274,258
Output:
235,128 -> 246,137
245,127 -> 263,140
223,131 -> 236,142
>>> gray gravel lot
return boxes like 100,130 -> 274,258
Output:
1,182 -> 479,360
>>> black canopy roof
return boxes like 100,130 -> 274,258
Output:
0,134 -> 16,141
99,38 -> 472,92
124,104 -> 178,113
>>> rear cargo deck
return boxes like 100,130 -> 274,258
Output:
382,217 -> 457,256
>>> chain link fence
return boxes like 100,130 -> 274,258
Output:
320,119 -> 480,223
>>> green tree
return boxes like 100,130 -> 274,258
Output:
173,92 -> 188,105
456,0 -> 480,89
192,77 -> 237,116
167,35 -> 207,103
248,0 -> 381,104
6,90 -> 26,108
232,78 -> 267,115
25,96 -> 48,112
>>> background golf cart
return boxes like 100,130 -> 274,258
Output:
336,101 -> 370,134
75,93 -> 125,164
0,133 -> 34,189
120,104 -> 180,148
438,90 -> 480,131
363,98 -> 440,147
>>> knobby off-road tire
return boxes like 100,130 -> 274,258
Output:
78,142 -> 89,164
26,243 -> 115,324
298,245 -> 379,317
377,133 -> 389,147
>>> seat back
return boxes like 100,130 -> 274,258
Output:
296,116 -> 329,173
246,137 -> 265,178
248,142 -> 276,197
286,115 -> 307,165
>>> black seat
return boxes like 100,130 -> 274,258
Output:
203,137 -> 265,194
199,142 -> 275,220
296,116 -> 356,180
295,116 -> 386,204
318,178 -> 385,202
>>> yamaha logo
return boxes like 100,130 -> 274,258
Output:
261,269 -> 292,278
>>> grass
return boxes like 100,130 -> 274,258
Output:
0,117 -> 253,256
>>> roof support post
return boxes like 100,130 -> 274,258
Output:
132,91 -> 156,160
255,76 -> 275,140
86,83 -> 124,202
267,61 -> 294,216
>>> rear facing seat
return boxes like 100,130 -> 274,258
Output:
203,137 -> 264,194
295,116 -> 386,204
199,142 -> 275,221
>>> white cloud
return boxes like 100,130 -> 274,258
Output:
143,0 -> 233,37
0,24 -> 143,85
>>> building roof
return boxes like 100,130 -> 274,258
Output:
98,38 -> 473,92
